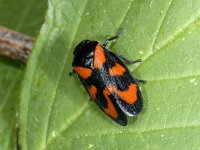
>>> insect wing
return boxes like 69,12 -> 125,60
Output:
104,49 -> 143,116
77,74 -> 128,126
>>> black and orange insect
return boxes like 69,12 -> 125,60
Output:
70,34 -> 146,126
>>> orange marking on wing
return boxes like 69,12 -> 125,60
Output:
107,83 -> 137,105
94,44 -> 106,69
103,88 -> 118,119
109,63 -> 126,76
73,66 -> 92,79
89,85 -> 97,99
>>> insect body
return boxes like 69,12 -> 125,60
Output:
71,35 -> 146,126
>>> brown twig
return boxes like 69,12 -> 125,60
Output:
0,26 -> 35,63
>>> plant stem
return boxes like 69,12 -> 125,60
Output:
0,26 -> 35,63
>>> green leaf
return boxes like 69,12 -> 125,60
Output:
0,0 -> 47,36
20,0 -> 200,149
0,59 -> 23,150
0,0 -> 47,149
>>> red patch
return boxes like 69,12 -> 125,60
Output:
89,85 -> 97,99
109,63 -> 126,76
94,44 -> 106,69
103,88 -> 118,119
107,83 -> 137,105
73,66 -> 92,79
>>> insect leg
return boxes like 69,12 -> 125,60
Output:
69,69 -> 76,76
116,53 -> 142,64
103,28 -> 123,47
135,78 -> 147,84
103,35 -> 119,47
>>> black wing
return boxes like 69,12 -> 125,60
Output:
102,49 -> 143,116
77,74 -> 128,126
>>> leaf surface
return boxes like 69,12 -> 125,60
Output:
20,0 -> 200,149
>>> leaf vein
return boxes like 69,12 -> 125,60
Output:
117,0 -> 135,28
134,3 -> 200,72
147,73 -> 200,82
15,0 -> 34,30
138,133 -> 150,149
67,124 -> 200,139
151,0 -> 173,51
